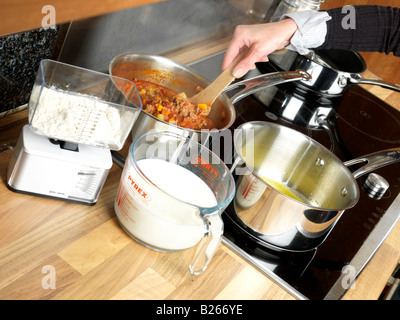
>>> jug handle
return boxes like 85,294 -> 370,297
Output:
189,213 -> 223,275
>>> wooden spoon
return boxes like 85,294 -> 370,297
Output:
190,50 -> 248,107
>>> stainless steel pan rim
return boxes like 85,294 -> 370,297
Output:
233,121 -> 360,211
109,52 -> 236,136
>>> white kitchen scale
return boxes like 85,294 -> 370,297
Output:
6,59 -> 141,205
7,125 -> 112,205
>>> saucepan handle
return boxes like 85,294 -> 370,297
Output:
349,76 -> 400,93
189,212 -> 223,275
344,148 -> 400,179
224,69 -> 312,104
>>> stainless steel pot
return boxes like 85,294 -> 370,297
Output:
262,49 -> 400,97
109,53 -> 311,142
231,121 -> 400,252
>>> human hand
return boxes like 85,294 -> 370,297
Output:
222,19 -> 298,78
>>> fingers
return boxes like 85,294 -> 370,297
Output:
222,31 -> 245,70
223,21 -> 299,78
232,47 -> 269,78
223,25 -> 274,78
222,47 -> 239,71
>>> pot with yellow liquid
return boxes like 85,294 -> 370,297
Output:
231,121 -> 400,252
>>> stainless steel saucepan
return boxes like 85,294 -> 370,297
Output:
261,49 -> 400,97
109,53 -> 311,142
230,121 -> 400,252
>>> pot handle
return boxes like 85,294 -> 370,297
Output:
224,70 -> 311,104
349,76 -> 400,93
189,212 -> 223,275
344,148 -> 400,179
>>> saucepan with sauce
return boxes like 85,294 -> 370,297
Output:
230,121 -> 400,252
109,53 -> 310,143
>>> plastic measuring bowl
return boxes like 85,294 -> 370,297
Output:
114,131 -> 235,275
28,59 -> 142,150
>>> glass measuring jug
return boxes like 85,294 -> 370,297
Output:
114,131 -> 235,275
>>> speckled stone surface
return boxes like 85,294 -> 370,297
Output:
0,27 -> 60,114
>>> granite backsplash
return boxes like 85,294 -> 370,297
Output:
0,26 -> 66,115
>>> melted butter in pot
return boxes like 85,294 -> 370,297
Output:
261,176 -> 310,204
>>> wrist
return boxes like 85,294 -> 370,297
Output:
282,10 -> 332,54
279,18 -> 298,42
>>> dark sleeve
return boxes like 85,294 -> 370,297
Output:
318,5 -> 400,56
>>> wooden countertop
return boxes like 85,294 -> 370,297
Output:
1,64 -> 400,300
0,0 -> 163,36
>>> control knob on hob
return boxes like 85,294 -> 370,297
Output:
362,173 -> 389,200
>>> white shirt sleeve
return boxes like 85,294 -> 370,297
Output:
281,10 -> 332,54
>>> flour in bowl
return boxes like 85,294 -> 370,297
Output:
29,85 -> 138,150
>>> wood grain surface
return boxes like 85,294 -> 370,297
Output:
1,77 -> 400,300
0,0 -> 163,36
0,36 -> 400,299
0,109 -> 297,300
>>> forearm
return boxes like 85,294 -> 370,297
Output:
285,5 -> 400,56
223,5 -> 400,78
320,5 -> 400,56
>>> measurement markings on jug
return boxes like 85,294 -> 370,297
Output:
115,184 -> 138,222
192,155 -> 220,178
127,174 -> 151,202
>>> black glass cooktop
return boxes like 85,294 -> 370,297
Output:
221,81 -> 400,300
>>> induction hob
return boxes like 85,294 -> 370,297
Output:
220,79 -> 400,300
